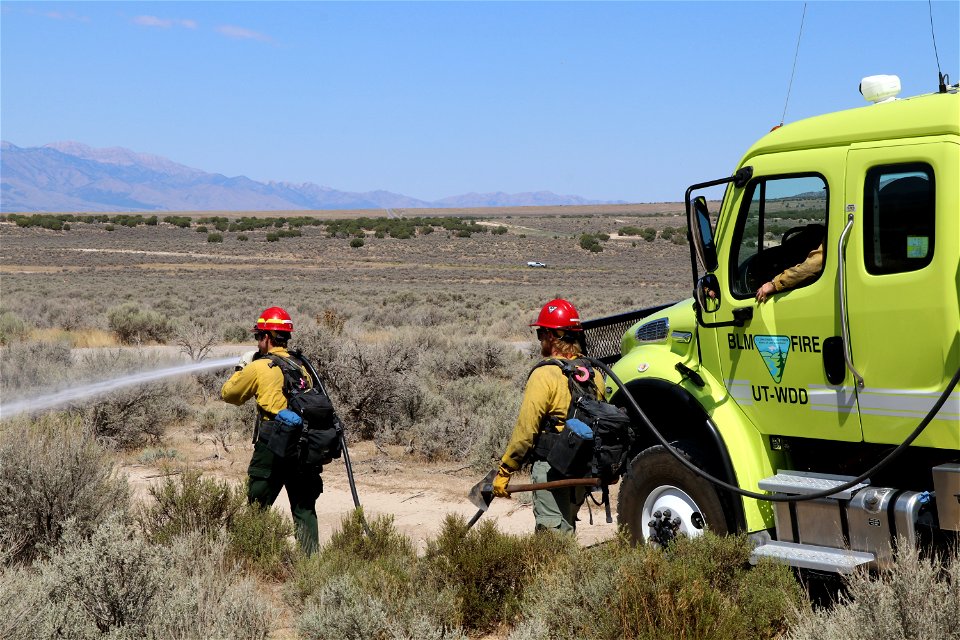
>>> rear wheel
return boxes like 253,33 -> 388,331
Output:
617,444 -> 730,546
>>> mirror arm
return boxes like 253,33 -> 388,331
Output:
694,301 -> 753,329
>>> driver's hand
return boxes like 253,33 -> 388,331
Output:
755,282 -> 776,303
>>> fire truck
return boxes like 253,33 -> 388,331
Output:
584,77 -> 959,573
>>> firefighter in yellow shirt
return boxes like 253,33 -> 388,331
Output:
493,299 -> 604,532
221,306 -> 323,553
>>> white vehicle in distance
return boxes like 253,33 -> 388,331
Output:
526,261 -> 547,268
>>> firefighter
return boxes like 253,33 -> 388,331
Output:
492,298 -> 604,532
221,306 -> 323,553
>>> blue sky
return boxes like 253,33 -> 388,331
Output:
2,1 -> 957,203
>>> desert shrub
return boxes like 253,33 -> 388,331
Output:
136,447 -> 181,464
138,470 -> 245,545
0,519 -> 272,640
492,225 -> 508,235
227,502 -> 296,579
324,338 -> 422,440
420,516 -> 570,632
350,238 -> 365,248
517,531 -> 802,640
238,234 -> 249,241
81,379 -> 188,448
292,510 -> 463,639
0,339 -> 72,392
104,223 -> 115,231
196,225 -> 208,233
786,542 -> 960,640
579,233 -> 603,252
642,226 -> 657,241
0,417 -> 130,565
266,232 -> 280,242
0,310 -> 28,344
671,232 -> 687,244
106,302 -> 174,344
618,225 -> 644,236
423,335 -> 511,380
207,232 -> 223,243
297,574 -> 467,640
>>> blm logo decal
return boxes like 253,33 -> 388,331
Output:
754,335 -> 791,383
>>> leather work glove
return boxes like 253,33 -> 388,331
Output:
492,465 -> 513,499
276,409 -> 303,428
236,350 -> 258,371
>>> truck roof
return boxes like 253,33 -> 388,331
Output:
740,91 -> 959,163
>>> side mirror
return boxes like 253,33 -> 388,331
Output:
696,274 -> 721,314
691,196 -> 718,272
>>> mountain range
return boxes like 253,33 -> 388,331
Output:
0,141 -> 623,213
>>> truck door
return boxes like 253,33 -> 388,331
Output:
844,144 -> 960,447
714,148 -> 863,442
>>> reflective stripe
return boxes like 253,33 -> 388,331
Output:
857,388 -> 960,421
726,379 -> 754,405
807,384 -> 857,414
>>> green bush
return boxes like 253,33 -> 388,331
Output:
207,232 -> 223,243
350,238 -> 365,248
106,302 -> 173,344
266,232 -> 280,242
492,225 -> 508,235
618,225 -> 644,236
0,418 -> 130,565
517,532 -> 802,640
238,234 -> 249,241
196,225 -> 208,233
420,516 -> 569,632
138,470 -> 245,545
642,226 -> 656,242
104,223 -> 115,231
579,233 -> 603,252
227,503 -> 296,579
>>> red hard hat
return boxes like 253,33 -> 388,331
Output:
255,306 -> 294,333
530,298 -> 583,331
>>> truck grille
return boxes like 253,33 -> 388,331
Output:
581,304 -> 671,364
635,318 -> 669,343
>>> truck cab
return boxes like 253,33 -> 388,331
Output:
585,80 -> 959,573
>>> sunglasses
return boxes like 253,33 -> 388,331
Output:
536,328 -> 551,340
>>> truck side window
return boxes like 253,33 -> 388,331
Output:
730,174 -> 828,298
863,164 -> 935,275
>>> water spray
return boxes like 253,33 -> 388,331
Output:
0,356 -> 237,420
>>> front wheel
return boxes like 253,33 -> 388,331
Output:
617,444 -> 730,546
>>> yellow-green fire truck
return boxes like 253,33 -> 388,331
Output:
584,77 -> 959,573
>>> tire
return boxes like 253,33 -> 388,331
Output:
617,444 -> 730,546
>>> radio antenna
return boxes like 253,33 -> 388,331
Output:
928,0 -> 948,93
780,3 -> 807,126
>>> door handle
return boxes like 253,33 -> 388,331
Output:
838,212 -> 865,389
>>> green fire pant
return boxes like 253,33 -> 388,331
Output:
247,442 -> 323,554
531,460 -> 587,533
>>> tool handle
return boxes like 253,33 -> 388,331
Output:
507,478 -> 602,494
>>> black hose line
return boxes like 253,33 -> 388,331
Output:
590,358 -> 960,504
298,353 -> 372,536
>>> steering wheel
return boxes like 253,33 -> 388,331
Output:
739,253 -> 760,293
779,225 -> 810,247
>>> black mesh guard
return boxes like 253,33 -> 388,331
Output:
581,303 -> 672,364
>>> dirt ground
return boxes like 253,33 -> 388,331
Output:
123,433 -> 621,553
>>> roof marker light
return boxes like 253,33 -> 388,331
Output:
860,75 -> 902,104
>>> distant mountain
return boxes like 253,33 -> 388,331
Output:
0,141 -> 623,213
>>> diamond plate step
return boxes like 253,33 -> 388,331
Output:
758,470 -> 868,499
751,540 -> 874,574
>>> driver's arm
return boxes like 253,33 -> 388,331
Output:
756,243 -> 824,302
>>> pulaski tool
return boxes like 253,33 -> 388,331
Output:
465,469 -> 607,529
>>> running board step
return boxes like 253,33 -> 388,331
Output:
751,540 -> 874,574
758,470 -> 868,499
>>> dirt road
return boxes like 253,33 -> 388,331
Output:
124,438 -> 621,550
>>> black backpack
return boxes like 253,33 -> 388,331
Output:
264,352 -> 343,465
530,358 -> 633,484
